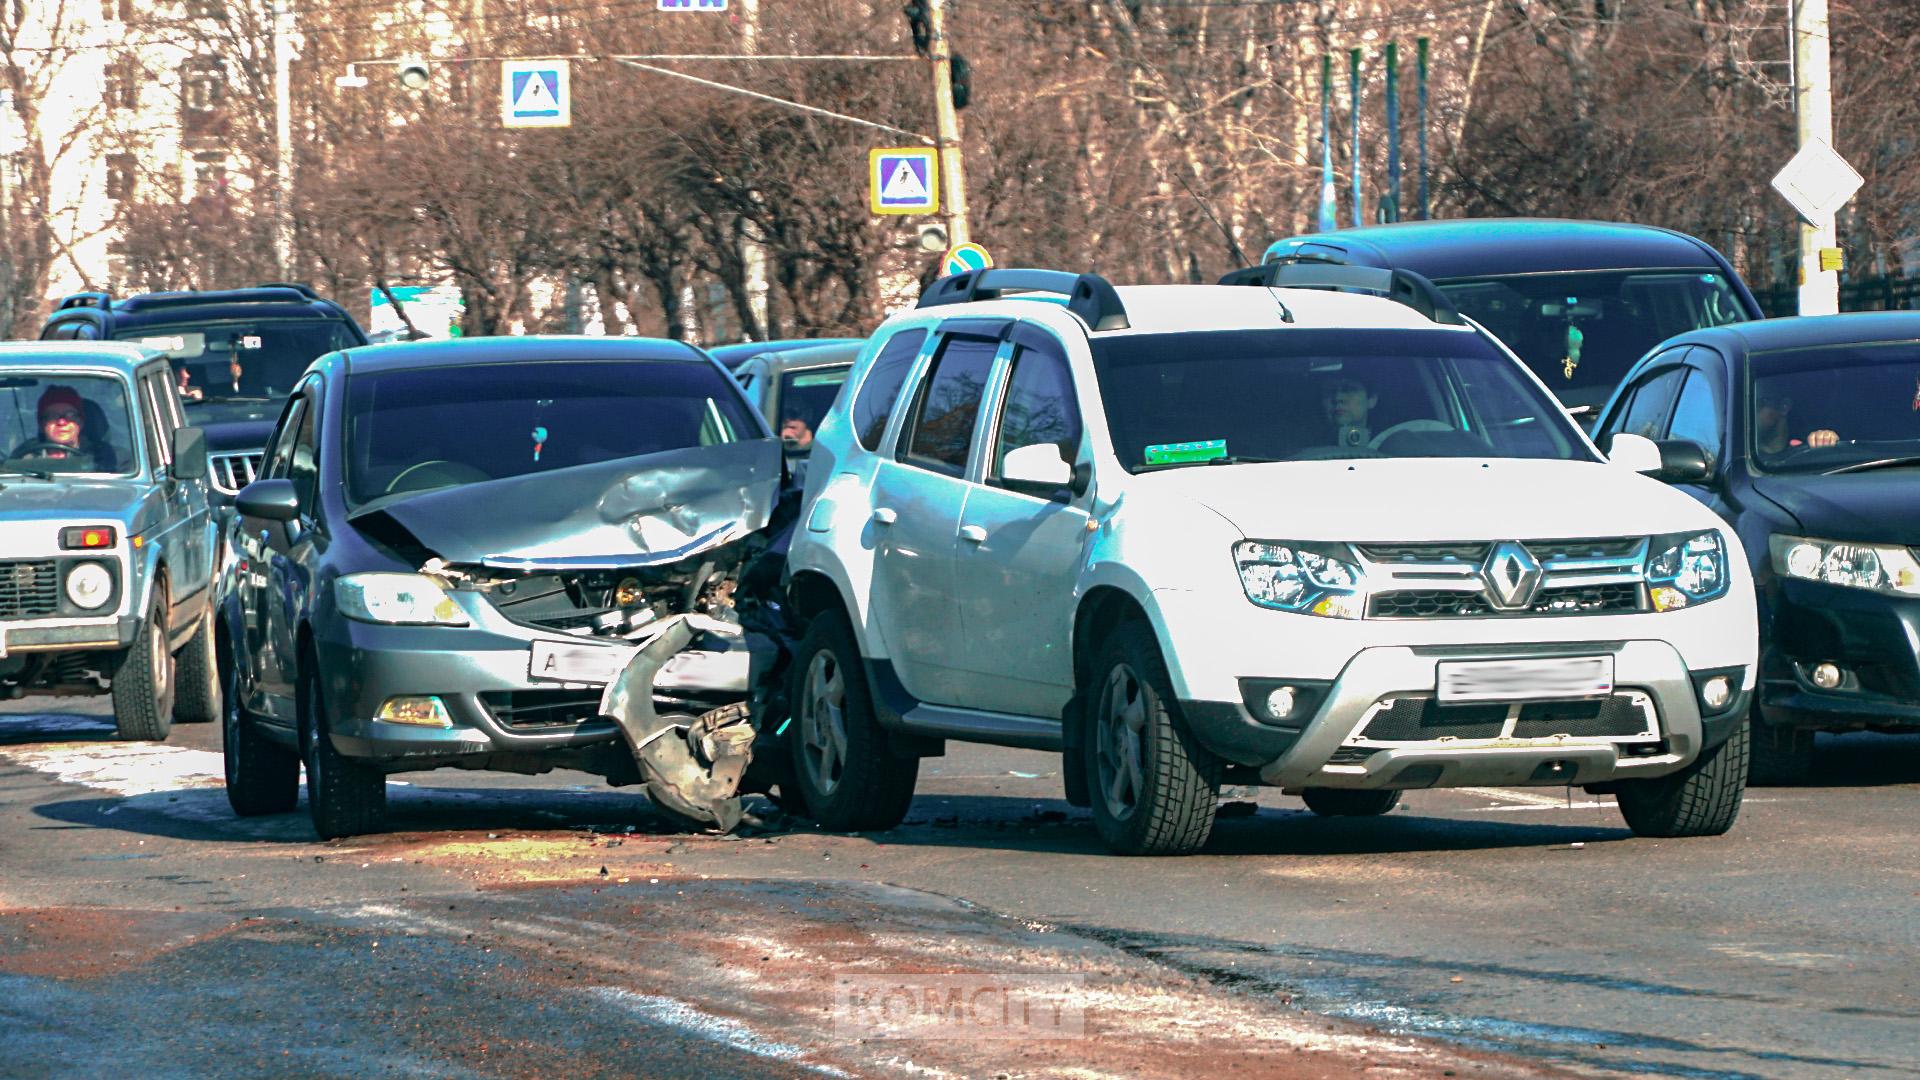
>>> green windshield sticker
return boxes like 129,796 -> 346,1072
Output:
1144,439 -> 1227,465
790,371 -> 848,388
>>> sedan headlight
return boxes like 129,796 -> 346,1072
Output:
1769,535 -> 1920,596
64,562 -> 113,610
1645,531 -> 1731,612
335,573 -> 469,626
1234,541 -> 1365,619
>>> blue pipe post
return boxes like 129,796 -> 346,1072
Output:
1349,47 -> 1363,228
1385,42 -> 1400,223
1417,37 -> 1431,220
1318,52 -> 1337,232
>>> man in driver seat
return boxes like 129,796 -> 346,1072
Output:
1320,374 -> 1377,448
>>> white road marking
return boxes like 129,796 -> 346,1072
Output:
588,987 -> 852,1077
1457,787 -> 1574,807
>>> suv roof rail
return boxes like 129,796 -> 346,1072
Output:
56,291 -> 112,312
115,286 -> 318,312
255,281 -> 319,299
1219,262 -> 1465,326
917,269 -> 1131,331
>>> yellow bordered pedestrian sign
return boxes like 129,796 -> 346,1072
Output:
942,243 -> 992,277
870,148 -> 938,215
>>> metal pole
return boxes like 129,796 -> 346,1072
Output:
740,0 -> 769,338
1384,42 -> 1400,224
1348,47 -> 1363,228
1417,37 -> 1430,220
927,0 -> 970,247
1318,52 -> 1336,232
1792,0 -> 1839,315
272,0 -> 294,277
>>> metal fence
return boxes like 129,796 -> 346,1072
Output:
1756,275 -> 1920,318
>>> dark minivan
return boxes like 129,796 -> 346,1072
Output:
1257,219 -> 1765,418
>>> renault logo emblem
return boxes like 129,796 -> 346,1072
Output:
1482,542 -> 1543,609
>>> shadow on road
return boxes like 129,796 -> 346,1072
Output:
0,709 -> 125,747
1798,732 -> 1920,787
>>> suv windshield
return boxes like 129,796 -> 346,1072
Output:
0,373 -> 137,477
1437,271 -> 1747,400
116,319 -> 358,424
1751,341 -> 1920,474
1090,328 -> 1589,471
345,359 -> 764,508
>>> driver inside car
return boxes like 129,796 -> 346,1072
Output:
1320,374 -> 1377,448
1755,390 -> 1839,455
13,386 -> 94,466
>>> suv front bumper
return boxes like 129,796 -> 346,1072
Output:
0,615 -> 140,656
1177,640 -> 1750,791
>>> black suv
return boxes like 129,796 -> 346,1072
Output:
40,285 -> 368,497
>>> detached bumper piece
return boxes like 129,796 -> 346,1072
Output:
599,614 -> 763,831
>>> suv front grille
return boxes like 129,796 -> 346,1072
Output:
1512,696 -> 1656,740
1352,692 -> 1658,744
211,451 -> 264,495
1357,542 -> 1490,564
0,560 -> 59,619
1368,582 -> 1643,619
1360,698 -> 1509,741
1360,536 -> 1650,619
480,689 -> 607,730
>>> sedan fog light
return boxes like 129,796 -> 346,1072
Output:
1810,663 -> 1843,690
1264,686 -> 1298,721
377,695 -> 454,728
1650,586 -> 1689,612
1700,676 -> 1731,711
64,562 -> 113,609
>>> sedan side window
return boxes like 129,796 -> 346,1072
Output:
1666,370 -> 1722,471
287,397 -> 320,511
898,335 -> 998,478
262,397 -> 307,480
1616,367 -> 1686,443
851,329 -> 926,451
989,337 -> 1081,489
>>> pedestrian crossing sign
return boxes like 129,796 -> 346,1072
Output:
502,60 -> 570,128
870,147 -> 939,215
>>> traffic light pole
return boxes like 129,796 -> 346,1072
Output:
926,0 -> 971,247
1792,0 -> 1839,316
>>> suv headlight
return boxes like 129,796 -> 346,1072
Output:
336,573 -> 469,626
1645,531 -> 1731,611
1770,535 -> 1920,596
65,562 -> 114,610
1234,541 -> 1365,619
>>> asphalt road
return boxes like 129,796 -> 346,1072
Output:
2,696 -> 1916,1079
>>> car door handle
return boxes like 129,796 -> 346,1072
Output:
871,507 -> 898,526
959,525 -> 987,544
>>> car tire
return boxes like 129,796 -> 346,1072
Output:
111,590 -> 174,741
1084,622 -> 1219,856
302,665 -> 387,840
1749,717 -> 1816,786
172,603 -> 220,725
1302,788 -> 1402,817
786,609 -> 918,832
221,630 -> 298,817
1617,711 -> 1750,838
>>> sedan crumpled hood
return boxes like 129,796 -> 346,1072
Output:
355,440 -> 781,569
1750,470 -> 1920,547
1133,457 -> 1721,543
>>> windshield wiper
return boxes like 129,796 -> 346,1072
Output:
0,468 -> 54,480
1823,455 -> 1920,476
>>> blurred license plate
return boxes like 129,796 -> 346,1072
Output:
1436,656 -> 1613,704
529,641 -> 633,686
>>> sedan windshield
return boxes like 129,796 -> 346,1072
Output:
1751,341 -> 1920,473
1437,271 -> 1747,401
116,319 -> 359,424
0,373 -> 137,477
345,359 -> 764,508
1090,328 -> 1589,471
775,365 -> 851,452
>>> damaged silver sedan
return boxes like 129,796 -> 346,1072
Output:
219,337 -> 798,839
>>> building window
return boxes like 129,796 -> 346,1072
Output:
191,151 -> 227,198
109,56 -> 140,110
106,154 -> 136,202
182,56 -> 226,114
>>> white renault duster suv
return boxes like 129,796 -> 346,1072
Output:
781,265 -> 1756,855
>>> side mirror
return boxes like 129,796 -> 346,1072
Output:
170,426 -> 209,481
1652,439 -> 1714,484
235,477 -> 300,522
1001,443 -> 1072,493
1606,432 -> 1664,475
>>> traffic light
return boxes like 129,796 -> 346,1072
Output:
903,3 -> 931,57
950,53 -> 971,109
